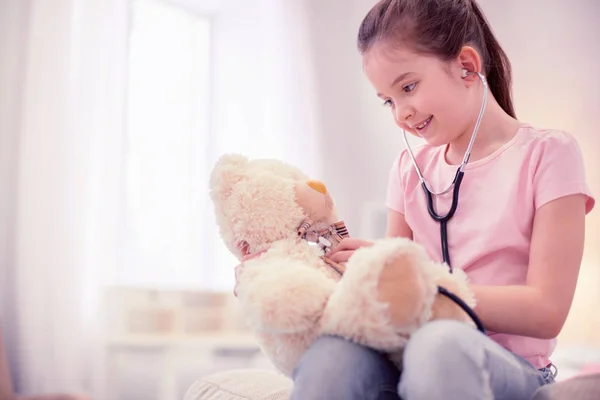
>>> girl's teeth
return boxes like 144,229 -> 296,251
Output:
417,117 -> 431,129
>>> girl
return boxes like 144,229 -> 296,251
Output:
289,0 -> 595,399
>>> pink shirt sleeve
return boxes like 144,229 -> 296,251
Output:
386,151 -> 407,214
532,130 -> 595,214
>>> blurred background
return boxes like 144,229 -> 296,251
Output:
0,0 -> 598,399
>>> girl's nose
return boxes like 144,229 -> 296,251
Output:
395,104 -> 414,126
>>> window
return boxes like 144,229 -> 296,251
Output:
116,0 -> 320,291
120,0 -> 213,289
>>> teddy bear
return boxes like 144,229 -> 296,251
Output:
208,153 -> 479,377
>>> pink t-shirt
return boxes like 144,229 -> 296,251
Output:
386,124 -> 596,369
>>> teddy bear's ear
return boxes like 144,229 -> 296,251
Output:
209,153 -> 249,201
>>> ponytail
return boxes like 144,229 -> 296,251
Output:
469,1 -> 516,118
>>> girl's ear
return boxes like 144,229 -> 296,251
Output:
457,45 -> 483,82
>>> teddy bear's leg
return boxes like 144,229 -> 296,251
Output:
320,237 -> 438,351
429,266 -> 477,326
236,258 -> 336,334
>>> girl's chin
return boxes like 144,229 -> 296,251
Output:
419,122 -> 457,148
418,128 -> 446,147
403,122 -> 450,147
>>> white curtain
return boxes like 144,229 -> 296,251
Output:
0,0 -> 321,396
206,0 -> 323,289
0,0 -> 127,396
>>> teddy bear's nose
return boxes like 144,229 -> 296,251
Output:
307,180 -> 327,194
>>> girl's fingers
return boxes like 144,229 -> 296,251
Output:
329,238 -> 373,254
328,250 -> 354,264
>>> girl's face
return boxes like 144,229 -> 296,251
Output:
363,42 -> 476,147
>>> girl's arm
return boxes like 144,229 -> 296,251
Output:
386,209 -> 413,239
328,209 -> 412,263
471,194 -> 587,339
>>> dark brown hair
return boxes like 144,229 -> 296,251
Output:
358,0 -> 515,118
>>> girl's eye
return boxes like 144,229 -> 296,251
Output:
403,82 -> 417,93
383,99 -> 393,107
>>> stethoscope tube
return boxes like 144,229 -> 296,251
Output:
438,287 -> 486,333
421,154 -> 484,334
400,70 -> 489,335
422,169 -> 465,272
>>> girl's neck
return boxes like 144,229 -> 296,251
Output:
445,94 -> 522,165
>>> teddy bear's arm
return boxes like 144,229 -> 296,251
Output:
319,238 -> 439,352
236,258 -> 336,334
319,269 -> 410,352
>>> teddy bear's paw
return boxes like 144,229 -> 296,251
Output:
375,245 -> 437,332
237,260 -> 336,334
320,238 -> 438,351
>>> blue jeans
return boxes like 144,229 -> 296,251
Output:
290,320 -> 555,400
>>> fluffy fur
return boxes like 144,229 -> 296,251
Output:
209,154 -> 477,376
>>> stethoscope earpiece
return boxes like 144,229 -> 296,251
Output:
461,68 -> 469,79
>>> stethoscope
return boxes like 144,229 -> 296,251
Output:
400,69 -> 489,333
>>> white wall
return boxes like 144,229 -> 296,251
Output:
486,0 -> 600,347
305,0 -> 404,236
306,0 -> 600,346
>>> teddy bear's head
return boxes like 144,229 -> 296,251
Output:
209,154 -> 340,260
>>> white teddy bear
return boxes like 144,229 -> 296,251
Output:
209,154 -> 478,377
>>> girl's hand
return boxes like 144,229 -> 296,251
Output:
328,238 -> 374,263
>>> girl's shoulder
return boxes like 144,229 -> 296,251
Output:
514,124 -> 586,170
515,124 -> 595,214
517,124 -> 582,148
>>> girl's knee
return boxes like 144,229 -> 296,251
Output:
294,335 -> 379,369
292,335 -> 394,380
291,335 -> 400,400
404,319 -> 479,361
399,320 -> 486,398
